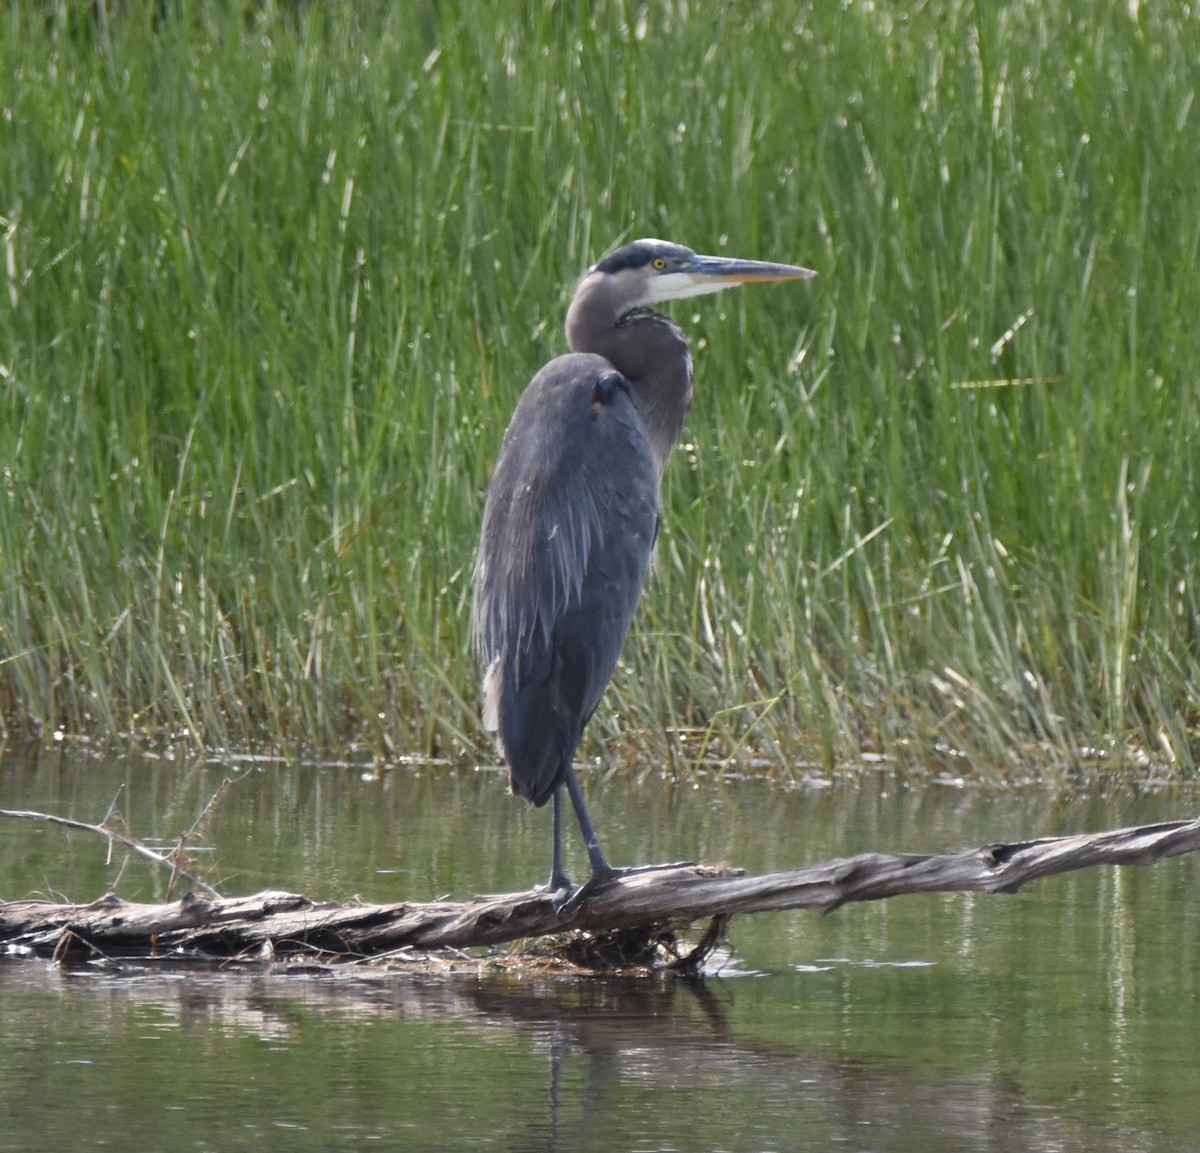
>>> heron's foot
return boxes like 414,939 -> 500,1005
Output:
551,869 -> 610,919
551,859 -> 697,919
537,868 -> 574,899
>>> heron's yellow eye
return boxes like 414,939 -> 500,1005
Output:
652,258 -> 667,270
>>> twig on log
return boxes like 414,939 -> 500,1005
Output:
1,815 -> 1196,968
0,808 -> 221,899
166,771 -> 251,897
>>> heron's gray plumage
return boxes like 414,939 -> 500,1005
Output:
473,356 -> 657,806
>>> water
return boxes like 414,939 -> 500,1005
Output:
2,747 -> 1199,1151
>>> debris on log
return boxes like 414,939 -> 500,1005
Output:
2,815 -> 1197,971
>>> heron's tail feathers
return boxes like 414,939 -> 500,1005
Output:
484,657 -> 579,808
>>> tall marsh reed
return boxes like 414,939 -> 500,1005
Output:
2,2 -> 1198,779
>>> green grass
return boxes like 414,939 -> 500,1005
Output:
1,1 -> 1198,780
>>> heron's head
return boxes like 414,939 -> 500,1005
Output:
585,238 -> 815,309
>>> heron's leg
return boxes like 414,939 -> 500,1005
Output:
563,763 -> 614,880
546,789 -> 573,894
551,765 -> 618,917
554,764 -> 694,918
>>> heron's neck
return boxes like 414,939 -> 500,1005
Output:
565,289 -> 693,478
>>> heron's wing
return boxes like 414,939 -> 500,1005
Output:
472,355 -> 658,804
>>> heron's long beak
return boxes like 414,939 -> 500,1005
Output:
682,254 -> 816,286
646,253 -> 815,303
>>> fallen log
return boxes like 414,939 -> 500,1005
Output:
2,815 -> 1197,971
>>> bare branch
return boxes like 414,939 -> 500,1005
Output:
0,808 -> 221,899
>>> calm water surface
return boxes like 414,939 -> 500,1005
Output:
2,746 -> 1199,1152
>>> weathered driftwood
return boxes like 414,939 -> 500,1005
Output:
2,815 -> 1197,968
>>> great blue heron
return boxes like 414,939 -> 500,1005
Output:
473,238 -> 814,909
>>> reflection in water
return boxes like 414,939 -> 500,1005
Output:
0,957 -> 1191,1153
